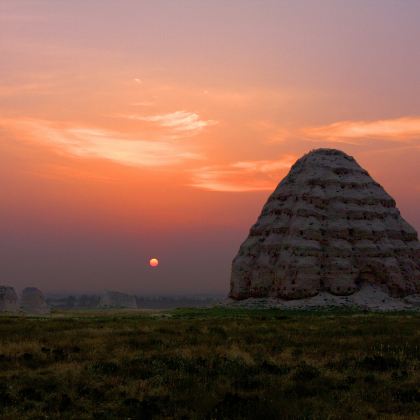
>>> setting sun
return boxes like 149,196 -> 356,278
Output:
149,258 -> 159,268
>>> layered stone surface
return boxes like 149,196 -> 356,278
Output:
230,149 -> 420,300
0,286 -> 19,312
21,287 -> 50,314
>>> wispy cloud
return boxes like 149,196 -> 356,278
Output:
303,116 -> 420,143
190,155 -> 296,192
123,111 -> 217,135
2,119 -> 201,167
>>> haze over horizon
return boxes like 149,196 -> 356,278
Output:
1,0 -> 419,294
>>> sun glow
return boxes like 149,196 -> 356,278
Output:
149,258 -> 159,268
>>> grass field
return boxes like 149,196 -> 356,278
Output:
0,308 -> 419,419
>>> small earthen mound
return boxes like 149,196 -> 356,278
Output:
0,286 -> 18,313
21,287 -> 50,314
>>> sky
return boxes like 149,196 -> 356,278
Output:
1,0 -> 419,294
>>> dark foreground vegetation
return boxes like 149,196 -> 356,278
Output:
0,308 -> 419,419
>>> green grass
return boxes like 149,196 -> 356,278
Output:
0,308 -> 419,419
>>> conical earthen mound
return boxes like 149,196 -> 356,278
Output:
0,286 -> 18,312
230,149 -> 420,300
21,287 -> 50,314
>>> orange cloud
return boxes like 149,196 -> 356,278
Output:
123,111 -> 217,135
190,155 -> 296,192
303,116 -> 420,143
116,111 -> 217,140
1,118 -> 202,167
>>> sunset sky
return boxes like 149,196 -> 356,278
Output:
1,0 -> 419,294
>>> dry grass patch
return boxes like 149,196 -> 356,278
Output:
0,308 -> 419,419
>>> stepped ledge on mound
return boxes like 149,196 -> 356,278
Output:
229,148 -> 420,307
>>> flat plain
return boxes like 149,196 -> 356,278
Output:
0,308 -> 419,419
